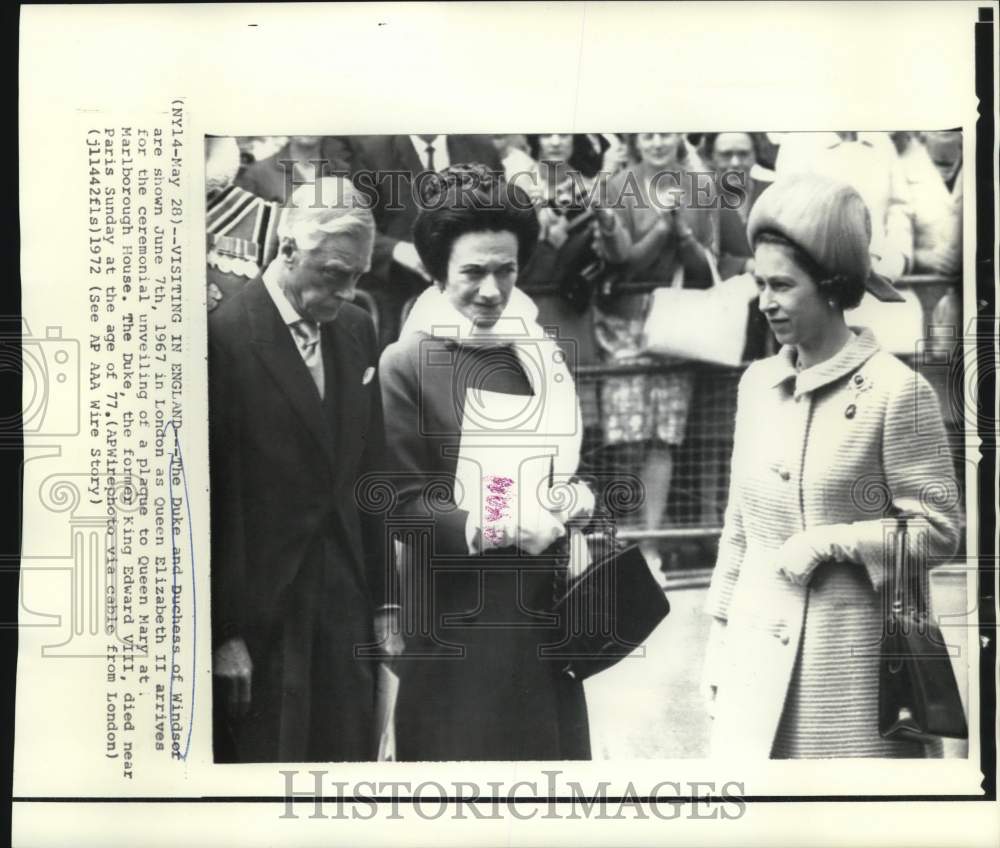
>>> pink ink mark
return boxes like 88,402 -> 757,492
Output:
486,476 -> 514,495
485,494 -> 508,522
483,475 -> 514,544
483,526 -> 506,545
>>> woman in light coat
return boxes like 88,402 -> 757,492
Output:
703,173 -> 963,758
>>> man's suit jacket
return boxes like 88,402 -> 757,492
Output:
208,277 -> 391,650
349,135 -> 502,286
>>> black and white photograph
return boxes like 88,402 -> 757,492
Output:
12,3 -> 996,845
205,129 -> 970,763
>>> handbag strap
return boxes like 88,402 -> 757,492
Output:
699,242 -> 722,288
892,517 -> 907,616
892,512 -> 929,620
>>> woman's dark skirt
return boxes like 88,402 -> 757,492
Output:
394,549 -> 590,761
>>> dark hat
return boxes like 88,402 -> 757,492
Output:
747,172 -> 905,302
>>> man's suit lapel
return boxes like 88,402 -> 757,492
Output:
244,278 -> 339,473
393,135 -> 424,174
446,135 -> 464,165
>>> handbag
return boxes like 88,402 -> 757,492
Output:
642,246 -> 759,367
878,516 -> 968,742
542,535 -> 670,681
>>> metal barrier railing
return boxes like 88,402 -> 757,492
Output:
385,275 -> 962,572
574,360 -> 743,547
525,274 -> 960,302
544,275 -> 962,563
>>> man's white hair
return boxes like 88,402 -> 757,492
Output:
278,177 -> 375,268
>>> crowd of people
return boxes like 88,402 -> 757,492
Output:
206,132 -> 965,764
206,130 -> 963,575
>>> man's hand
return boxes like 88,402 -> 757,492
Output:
207,282 -> 224,312
213,636 -> 252,720
391,241 -> 432,281
374,608 -> 405,661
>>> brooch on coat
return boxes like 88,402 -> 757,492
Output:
844,371 -> 874,419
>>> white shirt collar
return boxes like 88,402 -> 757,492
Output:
262,263 -> 307,326
410,135 -> 448,170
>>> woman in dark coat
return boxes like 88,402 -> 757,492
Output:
379,164 -> 596,760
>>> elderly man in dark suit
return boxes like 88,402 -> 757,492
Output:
209,177 -> 400,763
349,134 -> 502,347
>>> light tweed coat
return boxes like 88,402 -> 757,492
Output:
704,328 -> 963,758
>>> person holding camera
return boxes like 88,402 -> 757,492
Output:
378,164 -> 596,761
594,132 -> 719,579
512,134 -> 627,441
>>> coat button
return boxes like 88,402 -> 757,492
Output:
845,403 -> 857,419
853,374 -> 864,386
780,470 -> 791,481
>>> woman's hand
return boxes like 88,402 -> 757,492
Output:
539,207 -> 570,249
475,507 -> 566,555
774,529 -> 830,586
593,205 -> 617,235
602,140 -> 630,174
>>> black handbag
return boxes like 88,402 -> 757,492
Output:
878,516 -> 968,743
543,538 -> 669,681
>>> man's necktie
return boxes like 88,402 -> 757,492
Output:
290,318 -> 324,399
425,142 -> 435,172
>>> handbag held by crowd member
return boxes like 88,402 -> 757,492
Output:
642,262 -> 759,368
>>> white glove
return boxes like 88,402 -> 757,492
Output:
774,524 -> 860,586
466,507 -> 566,555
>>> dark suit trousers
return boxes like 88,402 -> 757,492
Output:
217,533 -> 376,762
